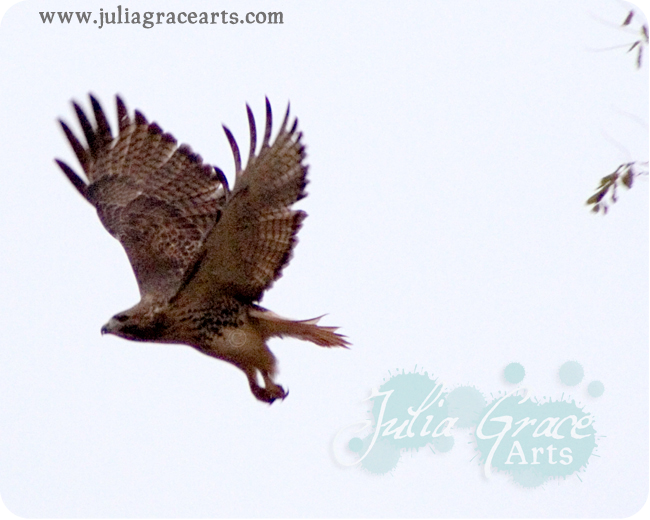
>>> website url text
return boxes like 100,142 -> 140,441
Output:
39,6 -> 284,29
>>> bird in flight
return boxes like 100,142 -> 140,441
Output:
56,95 -> 348,403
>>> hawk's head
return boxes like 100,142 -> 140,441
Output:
101,304 -> 167,341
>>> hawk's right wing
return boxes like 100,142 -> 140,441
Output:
180,99 -> 309,304
56,95 -> 227,303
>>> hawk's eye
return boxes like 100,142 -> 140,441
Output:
114,314 -> 129,323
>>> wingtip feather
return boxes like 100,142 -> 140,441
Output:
89,94 -> 112,144
55,159 -> 91,202
59,119 -> 88,170
115,95 -> 130,131
223,124 -> 242,174
279,103 -> 290,134
134,110 -> 147,126
262,97 -> 273,149
246,104 -> 257,161
73,101 -> 95,151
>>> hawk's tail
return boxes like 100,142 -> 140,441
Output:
250,308 -> 350,348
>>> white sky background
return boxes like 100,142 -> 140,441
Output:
0,0 -> 648,517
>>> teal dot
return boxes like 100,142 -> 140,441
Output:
504,362 -> 525,384
559,361 -> 584,386
348,437 -> 363,453
588,380 -> 605,397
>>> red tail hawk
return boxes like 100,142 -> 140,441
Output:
56,95 -> 348,404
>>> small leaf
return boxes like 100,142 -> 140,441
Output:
643,24 -> 649,42
628,40 -> 640,52
587,190 -> 606,205
621,171 -> 634,188
623,10 -> 634,26
592,204 -> 600,213
638,45 -> 644,68
599,173 -> 618,185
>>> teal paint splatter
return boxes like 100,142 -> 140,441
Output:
370,371 -> 450,451
559,361 -> 584,386
510,466 -> 548,488
349,437 -> 363,453
357,434 -> 402,474
346,371 -> 456,474
474,390 -> 597,487
504,362 -> 525,384
446,386 -> 486,427
432,434 -> 455,453
335,363 -> 602,484
588,380 -> 605,397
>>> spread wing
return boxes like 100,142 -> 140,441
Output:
181,99 -> 308,303
56,95 -> 227,303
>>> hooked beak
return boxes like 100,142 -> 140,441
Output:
101,315 -> 121,336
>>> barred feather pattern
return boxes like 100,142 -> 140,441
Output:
56,95 -> 225,301
242,116 -> 308,293
242,208 -> 306,290
185,100 -> 310,303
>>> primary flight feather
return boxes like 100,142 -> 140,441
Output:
56,95 -> 348,404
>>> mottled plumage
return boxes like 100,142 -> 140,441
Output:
56,95 -> 348,403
